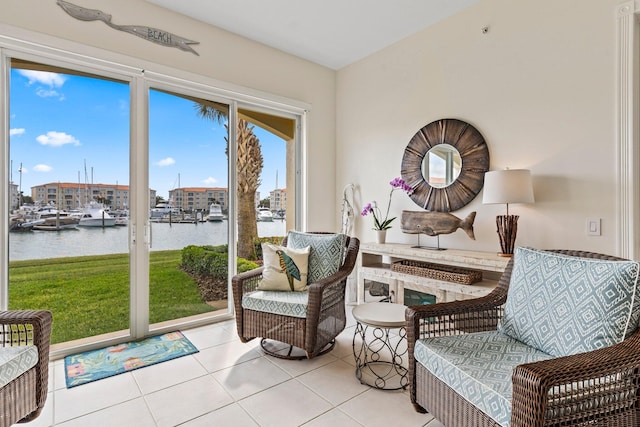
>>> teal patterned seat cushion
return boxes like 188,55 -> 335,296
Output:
0,345 -> 39,388
242,290 -> 308,318
286,231 -> 347,283
499,247 -> 640,357
414,331 -> 553,427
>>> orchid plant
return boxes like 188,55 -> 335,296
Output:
361,177 -> 414,230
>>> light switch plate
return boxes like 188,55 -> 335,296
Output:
587,218 -> 601,236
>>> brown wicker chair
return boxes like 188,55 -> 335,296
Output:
407,250 -> 640,427
232,233 -> 359,359
0,310 -> 52,427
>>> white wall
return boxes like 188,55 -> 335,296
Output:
337,0 -> 622,254
0,0 -> 338,231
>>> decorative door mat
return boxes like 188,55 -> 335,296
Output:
64,331 -> 198,388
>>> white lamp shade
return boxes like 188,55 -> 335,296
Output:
482,169 -> 534,204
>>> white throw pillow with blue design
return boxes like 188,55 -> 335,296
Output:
258,243 -> 310,292
286,231 -> 347,283
499,247 -> 640,357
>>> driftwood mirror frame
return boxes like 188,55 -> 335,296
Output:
401,118 -> 489,212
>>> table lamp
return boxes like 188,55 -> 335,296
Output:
482,169 -> 534,257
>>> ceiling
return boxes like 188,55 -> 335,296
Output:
147,0 -> 480,70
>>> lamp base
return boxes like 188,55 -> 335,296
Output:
497,253 -> 513,258
496,215 -> 519,256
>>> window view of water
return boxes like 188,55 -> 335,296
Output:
9,220 -> 286,261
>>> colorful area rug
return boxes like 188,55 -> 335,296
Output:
64,331 -> 198,388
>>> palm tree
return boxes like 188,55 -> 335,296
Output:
196,103 -> 263,260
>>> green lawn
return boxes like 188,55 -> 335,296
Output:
9,250 -> 215,344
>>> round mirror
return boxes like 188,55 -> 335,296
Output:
401,118 -> 489,212
422,144 -> 462,188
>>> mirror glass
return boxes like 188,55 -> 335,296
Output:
422,144 -> 462,188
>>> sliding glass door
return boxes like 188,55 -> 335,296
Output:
147,87 -> 231,329
8,59 -> 131,346
1,43 -> 303,355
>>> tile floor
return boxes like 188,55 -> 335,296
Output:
21,306 -> 445,427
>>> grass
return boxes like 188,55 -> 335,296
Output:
9,250 -> 215,344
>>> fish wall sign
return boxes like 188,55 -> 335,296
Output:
57,0 -> 200,56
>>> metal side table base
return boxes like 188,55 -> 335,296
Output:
352,303 -> 409,391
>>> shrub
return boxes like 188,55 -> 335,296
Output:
254,236 -> 285,260
181,245 -> 259,279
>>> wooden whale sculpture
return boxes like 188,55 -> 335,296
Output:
400,211 -> 476,240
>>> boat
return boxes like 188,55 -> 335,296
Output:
112,210 -> 129,226
35,205 -> 66,219
207,203 -> 224,222
9,216 -> 45,232
33,216 -> 79,231
274,209 -> 286,220
256,207 -> 274,222
150,201 -> 180,221
76,201 -> 116,227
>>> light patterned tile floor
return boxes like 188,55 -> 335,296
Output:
20,306 -> 445,427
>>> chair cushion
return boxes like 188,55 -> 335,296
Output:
242,290 -> 309,318
0,345 -> 39,388
258,243 -> 310,291
414,331 -> 553,427
286,231 -> 347,283
499,247 -> 640,357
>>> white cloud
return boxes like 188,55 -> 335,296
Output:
36,131 -> 80,147
155,157 -> 175,167
36,88 -> 63,99
203,176 -> 218,185
33,164 -> 52,172
18,70 -> 66,88
10,128 -> 25,136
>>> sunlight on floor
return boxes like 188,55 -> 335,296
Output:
21,306 -> 445,427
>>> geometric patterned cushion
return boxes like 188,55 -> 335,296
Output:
242,290 -> 309,318
286,231 -> 347,283
499,247 -> 640,357
0,345 -> 39,388
414,331 -> 553,427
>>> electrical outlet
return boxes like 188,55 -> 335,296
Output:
587,218 -> 601,236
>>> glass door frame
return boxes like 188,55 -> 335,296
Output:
0,33 -> 308,358
139,75 -> 238,337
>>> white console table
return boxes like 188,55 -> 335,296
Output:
357,243 -> 510,305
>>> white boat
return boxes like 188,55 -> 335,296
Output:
257,207 -> 274,222
150,202 -> 180,220
207,203 -> 224,222
77,202 -> 116,227
112,210 -> 129,226
35,205 -> 67,219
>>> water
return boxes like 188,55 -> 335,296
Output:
9,220 -> 287,261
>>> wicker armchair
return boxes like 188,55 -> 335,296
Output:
232,233 -> 359,359
0,310 -> 52,427
407,250 -> 640,427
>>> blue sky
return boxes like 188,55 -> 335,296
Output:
9,67 -> 286,202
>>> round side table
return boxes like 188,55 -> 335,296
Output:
352,302 -> 408,390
